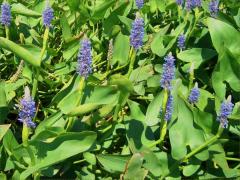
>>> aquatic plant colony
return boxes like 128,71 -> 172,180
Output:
0,0 -> 239,179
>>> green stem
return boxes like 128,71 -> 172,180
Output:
159,89 -> 169,148
22,124 -> 29,146
113,104 -> 121,121
32,69 -> 40,98
32,28 -> 50,98
5,26 -> 9,39
126,47 -> 136,78
183,126 -> 224,161
66,77 -> 85,131
22,124 -> 38,178
225,157 -> 240,162
161,126 -> 224,179
188,68 -> 194,91
76,77 -> 86,105
186,9 -> 201,44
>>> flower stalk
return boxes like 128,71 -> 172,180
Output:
32,27 -> 49,98
127,47 -> 136,78
159,89 -> 169,147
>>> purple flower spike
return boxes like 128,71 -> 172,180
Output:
209,0 -> 219,17
193,0 -> 202,8
176,0 -> 184,6
160,53 -> 175,90
77,38 -> 92,78
217,96 -> 234,128
177,34 -> 185,50
17,87 -> 36,128
42,6 -> 54,27
188,83 -> 200,104
130,13 -> 144,50
186,0 -> 193,11
164,94 -> 173,121
1,2 -> 11,26
136,0 -> 144,9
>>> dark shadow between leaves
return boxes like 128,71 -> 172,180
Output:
125,119 -> 144,150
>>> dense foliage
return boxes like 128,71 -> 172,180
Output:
0,0 -> 240,179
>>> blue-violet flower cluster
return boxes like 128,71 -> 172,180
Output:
217,96 -> 234,128
1,2 -> 11,26
130,15 -> 144,49
17,87 -> 36,128
188,83 -> 200,104
193,0 -> 202,8
164,94 -> 173,121
77,38 -> 92,78
160,53 -> 175,90
209,0 -> 219,17
42,6 -> 54,27
177,34 -> 185,50
186,0 -> 202,10
176,0 -> 183,6
136,0 -> 144,9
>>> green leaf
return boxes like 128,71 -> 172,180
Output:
130,64 -> 154,82
0,124 -> 11,141
34,111 -> 64,136
118,15 -> 133,33
0,37 -> 40,67
11,3 -> 41,17
155,152 -> 180,178
124,153 -> 148,180
91,0 -> 116,21
151,23 -> 185,57
83,152 -> 96,165
0,173 -> 6,180
208,18 -> 240,58
96,154 -> 130,173
126,100 -> 155,149
169,98 -> 209,161
141,149 -> 162,177
103,1 -> 131,35
177,48 -> 217,69
212,48 -> 240,99
0,81 -> 8,123
67,103 -> 101,116
60,15 -> 72,42
111,32 -> 130,66
20,131 -> 97,179
145,92 -> 162,126
183,158 -> 201,177
67,0 -> 80,11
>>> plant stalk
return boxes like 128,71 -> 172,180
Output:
127,47 -> 136,78
159,89 -> 169,148
32,27 -> 50,98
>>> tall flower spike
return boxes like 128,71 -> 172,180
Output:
130,13 -> 144,50
136,0 -> 144,9
17,87 -> 36,128
164,94 -> 173,121
188,83 -> 200,104
77,38 -> 92,78
209,0 -> 219,17
217,96 -> 234,128
42,4 -> 54,27
177,34 -> 185,50
176,0 -> 183,6
1,2 -> 11,26
107,39 -> 113,62
186,0 -> 193,11
160,53 -> 175,90
193,0 -> 202,8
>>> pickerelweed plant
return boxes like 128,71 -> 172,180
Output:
0,0 -> 239,179
1,2 -> 11,39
